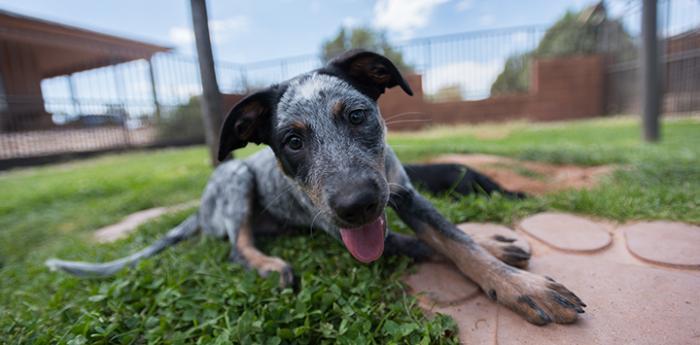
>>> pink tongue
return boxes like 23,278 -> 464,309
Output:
339,217 -> 385,263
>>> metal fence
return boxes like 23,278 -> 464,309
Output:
0,25 -> 546,162
605,0 -> 700,114
1,0 -> 699,165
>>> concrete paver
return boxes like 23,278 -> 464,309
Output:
518,212 -> 611,252
623,221 -> 700,269
404,213 -> 700,344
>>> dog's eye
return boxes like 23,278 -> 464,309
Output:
348,109 -> 365,125
286,135 -> 303,151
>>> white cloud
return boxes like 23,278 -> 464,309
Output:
373,0 -> 448,39
342,16 -> 359,29
479,14 -> 494,26
168,16 -> 250,50
209,16 -> 250,44
169,26 -> 194,46
424,59 -> 504,100
455,0 -> 473,12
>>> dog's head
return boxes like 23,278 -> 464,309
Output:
218,50 -> 412,262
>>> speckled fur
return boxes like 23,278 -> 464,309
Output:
46,50 -> 585,324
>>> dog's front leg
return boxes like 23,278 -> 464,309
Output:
206,163 -> 294,288
231,217 -> 294,288
389,188 -> 585,325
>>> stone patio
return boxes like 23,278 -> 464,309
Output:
404,213 -> 700,344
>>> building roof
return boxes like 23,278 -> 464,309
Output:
0,9 -> 172,77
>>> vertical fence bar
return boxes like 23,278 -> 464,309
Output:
112,61 -> 131,147
67,74 -> 80,115
147,57 -> 161,123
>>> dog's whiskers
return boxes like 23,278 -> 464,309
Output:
309,208 -> 325,237
383,111 -> 425,122
260,184 -> 296,214
388,182 -> 410,193
384,118 -> 433,126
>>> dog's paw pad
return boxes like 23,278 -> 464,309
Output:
517,295 -> 553,325
499,272 -> 586,325
493,235 -> 516,243
258,258 -> 295,288
479,238 -> 532,268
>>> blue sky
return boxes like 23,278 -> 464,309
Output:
0,0 -> 603,63
2,0 -> 698,64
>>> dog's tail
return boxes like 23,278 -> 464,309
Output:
45,214 -> 200,277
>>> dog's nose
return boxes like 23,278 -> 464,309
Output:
330,182 -> 381,225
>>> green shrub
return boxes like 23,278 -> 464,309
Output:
157,97 -> 205,143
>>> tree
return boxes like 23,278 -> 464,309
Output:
157,96 -> 205,143
491,2 -> 636,96
490,53 -> 532,95
429,84 -> 464,102
321,27 -> 412,73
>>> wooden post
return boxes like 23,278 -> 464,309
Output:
641,0 -> 660,142
190,0 -> 224,165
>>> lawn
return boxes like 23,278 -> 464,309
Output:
1,116 -> 698,344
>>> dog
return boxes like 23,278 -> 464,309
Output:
47,50 -> 585,326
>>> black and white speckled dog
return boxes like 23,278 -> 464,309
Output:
47,50 -> 585,325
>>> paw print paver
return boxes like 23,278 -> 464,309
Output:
458,223 -> 531,257
518,212 -> 611,252
404,213 -> 700,344
622,221 -> 700,269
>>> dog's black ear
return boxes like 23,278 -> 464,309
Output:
326,49 -> 413,100
218,88 -> 278,161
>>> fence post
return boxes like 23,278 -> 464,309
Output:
190,0 -> 224,165
112,62 -> 131,148
641,0 -> 661,142
67,74 -> 81,116
147,57 -> 161,123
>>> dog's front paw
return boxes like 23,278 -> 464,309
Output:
256,257 -> 295,288
230,251 -> 295,288
476,234 -> 531,268
487,270 -> 586,325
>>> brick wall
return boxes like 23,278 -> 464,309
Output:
379,55 -> 604,130
220,55 -> 604,131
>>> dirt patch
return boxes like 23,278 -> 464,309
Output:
428,154 -> 615,195
93,200 -> 199,243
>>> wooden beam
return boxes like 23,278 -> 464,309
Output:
190,0 -> 224,165
641,0 -> 661,142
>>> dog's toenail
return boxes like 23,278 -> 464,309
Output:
488,289 -> 497,301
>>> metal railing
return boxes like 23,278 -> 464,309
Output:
1,25 -> 546,162
604,0 -> 700,114
1,0 -> 699,163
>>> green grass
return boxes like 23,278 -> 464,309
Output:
1,116 -> 698,343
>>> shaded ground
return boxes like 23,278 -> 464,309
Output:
428,154 -> 616,195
